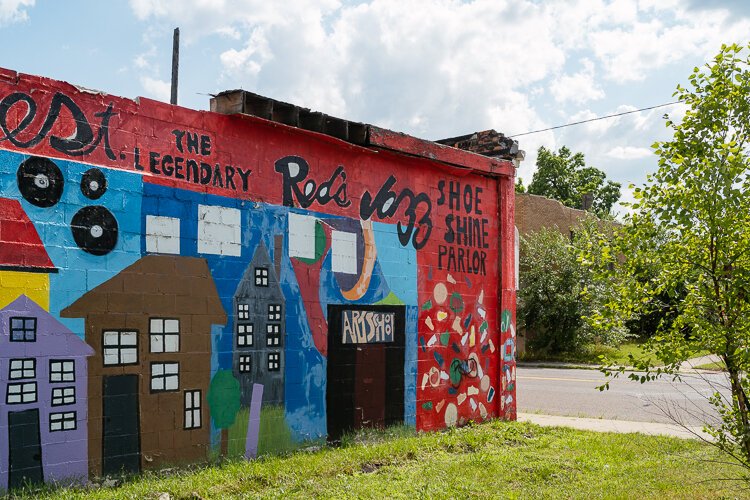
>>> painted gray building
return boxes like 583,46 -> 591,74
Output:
232,242 -> 285,406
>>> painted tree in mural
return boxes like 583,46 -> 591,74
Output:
586,43 -> 750,472
525,146 -> 621,216
208,370 -> 241,456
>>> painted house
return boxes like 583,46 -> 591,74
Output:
0,198 -> 57,310
0,295 -> 93,490
233,242 -> 285,406
61,255 -> 226,477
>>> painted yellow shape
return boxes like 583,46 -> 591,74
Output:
436,310 -> 448,322
0,271 -> 50,310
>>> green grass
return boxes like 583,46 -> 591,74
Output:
520,342 -> 655,366
13,421 -> 749,499
695,360 -> 726,371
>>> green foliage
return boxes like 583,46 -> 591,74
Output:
528,145 -> 621,216
518,220 -> 629,354
207,370 -> 241,430
584,43 -> 750,472
515,177 -> 526,193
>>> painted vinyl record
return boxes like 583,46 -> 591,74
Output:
71,206 -> 118,256
17,156 -> 64,207
81,168 -> 107,200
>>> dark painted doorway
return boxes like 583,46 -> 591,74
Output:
327,305 -> 405,441
103,375 -> 141,475
8,409 -> 43,489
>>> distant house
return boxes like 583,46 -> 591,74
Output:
0,295 -> 93,490
61,255 -> 226,477
0,198 -> 57,310
233,242 -> 285,406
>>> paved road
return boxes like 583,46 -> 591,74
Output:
517,366 -> 731,426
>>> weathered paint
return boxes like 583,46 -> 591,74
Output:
0,67 -> 516,489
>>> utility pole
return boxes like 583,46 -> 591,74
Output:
170,27 -> 179,105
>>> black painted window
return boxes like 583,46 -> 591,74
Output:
267,304 -> 282,321
10,317 -> 36,342
50,360 -> 75,383
237,323 -> 253,347
255,267 -> 269,287
267,352 -> 280,371
9,358 -> 35,379
237,303 -> 250,320
184,390 -> 201,429
52,387 -> 76,406
6,382 -> 37,404
49,411 -> 77,432
151,362 -> 179,392
150,318 -> 180,353
266,323 -> 281,347
238,355 -> 251,373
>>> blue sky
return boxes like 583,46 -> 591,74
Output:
1,0 -> 749,213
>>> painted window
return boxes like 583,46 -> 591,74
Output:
9,317 -> 36,342
103,330 -> 138,365
49,411 -> 77,432
237,303 -> 250,320
49,360 -> 75,382
9,358 -> 35,379
52,387 -> 76,406
267,352 -> 280,371
237,323 -> 253,347
238,355 -> 251,373
255,267 -> 269,287
6,382 -> 37,404
184,390 -> 202,429
267,304 -> 282,321
150,318 -> 180,353
266,324 -> 281,346
151,362 -> 180,392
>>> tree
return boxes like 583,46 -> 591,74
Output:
585,43 -> 750,472
208,369 -> 241,456
518,220 -> 628,355
527,146 -> 621,216
515,177 -> 526,193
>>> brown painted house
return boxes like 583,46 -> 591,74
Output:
61,256 -> 226,477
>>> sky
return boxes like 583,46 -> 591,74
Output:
1,0 -> 749,215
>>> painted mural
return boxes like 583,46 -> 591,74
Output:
0,67 -> 516,490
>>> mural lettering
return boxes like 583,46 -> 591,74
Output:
437,180 -> 489,275
341,310 -> 395,344
0,91 -> 116,160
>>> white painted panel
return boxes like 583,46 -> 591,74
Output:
197,205 -> 241,256
288,212 -> 316,259
146,215 -> 181,255
331,230 -> 357,274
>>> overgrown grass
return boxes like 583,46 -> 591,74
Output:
520,341 -> 656,366
695,360 -> 726,371
13,421 -> 749,499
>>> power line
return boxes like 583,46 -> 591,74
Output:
508,100 -> 683,138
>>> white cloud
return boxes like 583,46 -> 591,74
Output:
140,76 -> 171,102
606,146 -> 653,160
550,59 -> 605,104
0,0 -> 34,25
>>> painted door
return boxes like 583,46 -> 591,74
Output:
8,409 -> 43,489
102,375 -> 141,475
326,305 -> 406,441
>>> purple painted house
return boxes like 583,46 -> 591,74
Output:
0,295 -> 94,491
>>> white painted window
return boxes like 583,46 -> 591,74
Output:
331,230 -> 357,274
103,331 -> 138,366
197,205 -> 241,256
237,303 -> 249,320
145,215 -> 181,254
184,390 -> 202,429
6,382 -> 36,404
49,412 -> 76,432
52,386 -> 76,406
255,267 -> 269,287
267,304 -> 282,321
151,362 -> 179,392
9,359 -> 35,379
288,212 -> 316,259
150,318 -> 180,353
50,360 -> 75,382
266,323 -> 281,346
237,323 -> 253,347
238,355 -> 252,373
267,352 -> 280,371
